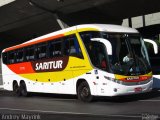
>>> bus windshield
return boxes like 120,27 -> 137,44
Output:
80,31 -> 151,76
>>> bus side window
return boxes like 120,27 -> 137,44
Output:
49,40 -> 62,58
25,47 -> 35,61
16,49 -> 24,63
2,52 -> 8,64
64,35 -> 83,59
54,42 -> 62,57
8,51 -> 15,64
36,44 -> 47,59
49,42 -> 55,57
63,39 -> 70,55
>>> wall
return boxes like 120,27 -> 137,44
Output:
122,12 -> 160,28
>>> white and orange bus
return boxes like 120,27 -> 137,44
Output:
1,24 -> 153,102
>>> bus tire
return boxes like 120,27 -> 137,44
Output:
77,81 -> 93,102
13,82 -> 21,96
20,82 -> 28,97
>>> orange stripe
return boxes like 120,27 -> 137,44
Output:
5,34 -> 64,52
7,62 -> 35,74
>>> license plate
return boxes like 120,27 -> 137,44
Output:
134,87 -> 142,92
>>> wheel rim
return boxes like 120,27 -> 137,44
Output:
13,84 -> 18,93
78,81 -> 92,102
81,87 -> 89,98
21,87 -> 26,95
20,83 -> 27,96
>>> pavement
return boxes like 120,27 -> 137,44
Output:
0,90 -> 160,120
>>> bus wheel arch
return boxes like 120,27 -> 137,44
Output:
19,80 -> 28,97
13,80 -> 21,96
76,79 -> 93,102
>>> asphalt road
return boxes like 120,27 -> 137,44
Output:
0,90 -> 160,120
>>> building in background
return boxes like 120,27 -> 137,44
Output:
122,12 -> 160,40
122,12 -> 160,89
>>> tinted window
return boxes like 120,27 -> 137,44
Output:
16,49 -> 24,63
8,51 -> 15,64
89,42 -> 108,70
2,52 -> 8,64
49,40 -> 62,57
64,35 -> 83,58
25,46 -> 35,61
35,43 -> 47,59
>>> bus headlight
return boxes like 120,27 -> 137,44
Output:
104,76 -> 152,86
104,76 -> 123,84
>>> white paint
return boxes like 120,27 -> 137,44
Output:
77,24 -> 138,33
144,39 -> 158,54
91,38 -> 112,55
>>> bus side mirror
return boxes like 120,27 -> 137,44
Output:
91,38 -> 112,55
144,39 -> 158,54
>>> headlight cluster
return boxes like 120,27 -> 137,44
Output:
104,76 -> 152,86
104,76 -> 123,84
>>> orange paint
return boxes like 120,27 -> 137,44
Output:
7,62 -> 35,74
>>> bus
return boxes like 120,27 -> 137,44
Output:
1,24 -> 153,102
144,39 -> 160,89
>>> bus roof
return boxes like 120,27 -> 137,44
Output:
3,24 -> 139,52
76,24 -> 139,33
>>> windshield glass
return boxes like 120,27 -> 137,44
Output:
80,31 -> 151,76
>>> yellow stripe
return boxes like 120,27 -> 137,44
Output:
76,28 -> 98,32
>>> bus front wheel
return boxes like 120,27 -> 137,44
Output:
77,81 -> 93,102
